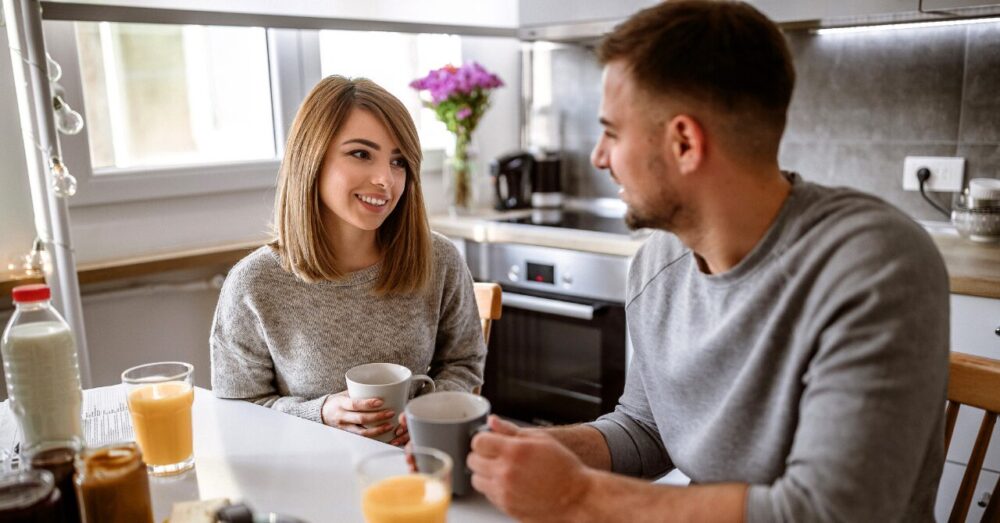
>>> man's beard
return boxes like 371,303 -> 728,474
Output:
624,204 -> 678,231
621,157 -> 682,232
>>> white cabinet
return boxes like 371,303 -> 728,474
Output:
935,462 -> 998,522
517,0 -> 656,26
746,0 -> 915,23
922,0 -> 1000,8
952,294 -> 1000,360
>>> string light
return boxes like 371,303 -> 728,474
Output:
46,52 -> 61,81
49,156 -> 78,198
52,95 -> 84,135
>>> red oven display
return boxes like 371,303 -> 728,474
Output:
526,262 -> 554,284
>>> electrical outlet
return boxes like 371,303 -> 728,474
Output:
902,156 -> 965,192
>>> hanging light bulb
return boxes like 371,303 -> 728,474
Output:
49,157 -> 78,198
52,95 -> 84,135
46,53 -> 62,82
21,238 -> 51,277
50,81 -> 66,100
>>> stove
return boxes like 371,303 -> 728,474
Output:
471,204 -> 632,426
497,208 -> 632,236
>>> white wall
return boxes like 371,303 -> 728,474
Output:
464,36 -> 523,210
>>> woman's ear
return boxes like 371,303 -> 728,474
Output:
666,114 -> 705,175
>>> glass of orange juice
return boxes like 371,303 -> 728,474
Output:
356,447 -> 452,523
122,362 -> 195,476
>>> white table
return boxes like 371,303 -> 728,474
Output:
2,386 -> 512,523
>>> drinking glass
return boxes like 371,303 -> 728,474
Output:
356,447 -> 452,523
121,362 -> 194,476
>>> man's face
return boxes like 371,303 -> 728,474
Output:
590,62 -> 682,232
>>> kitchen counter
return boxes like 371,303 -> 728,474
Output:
432,214 -> 1000,300
431,210 -> 650,258
925,224 -> 1000,299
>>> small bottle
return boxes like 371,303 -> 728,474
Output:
1,284 -> 84,453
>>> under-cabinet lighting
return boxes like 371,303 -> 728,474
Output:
814,16 -> 1000,35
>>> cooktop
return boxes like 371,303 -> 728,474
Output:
496,209 -> 632,236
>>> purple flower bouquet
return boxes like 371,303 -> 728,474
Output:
411,62 -> 504,209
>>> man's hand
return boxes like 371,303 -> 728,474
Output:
468,415 -> 594,522
320,391 -> 396,440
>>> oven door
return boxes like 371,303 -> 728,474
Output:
482,285 -> 626,426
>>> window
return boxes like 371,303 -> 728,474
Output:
318,30 -> 461,152
75,22 -> 276,171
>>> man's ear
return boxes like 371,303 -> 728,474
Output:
666,114 -> 705,175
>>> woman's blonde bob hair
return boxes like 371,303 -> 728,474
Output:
271,75 -> 432,295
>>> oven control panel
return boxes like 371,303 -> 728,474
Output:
482,243 -> 629,303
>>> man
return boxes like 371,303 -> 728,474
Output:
467,1 -> 950,521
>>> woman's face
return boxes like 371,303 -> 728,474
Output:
318,108 -> 408,235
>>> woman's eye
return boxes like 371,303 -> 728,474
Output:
350,150 -> 371,160
390,158 -> 408,169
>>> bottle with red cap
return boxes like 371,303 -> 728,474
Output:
1,284 -> 83,454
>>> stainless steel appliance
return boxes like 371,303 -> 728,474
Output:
466,228 -> 629,426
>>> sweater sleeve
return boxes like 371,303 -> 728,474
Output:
587,338 -> 673,478
209,267 -> 327,423
745,225 -> 950,522
426,237 -> 486,393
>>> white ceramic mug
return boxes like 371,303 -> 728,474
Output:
345,363 -> 435,443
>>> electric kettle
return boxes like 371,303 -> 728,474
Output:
490,152 -> 534,210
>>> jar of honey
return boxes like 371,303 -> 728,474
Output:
74,443 -> 154,523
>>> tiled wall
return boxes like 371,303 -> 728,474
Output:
539,21 -> 1000,221
780,22 -> 1000,221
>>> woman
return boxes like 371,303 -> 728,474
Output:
210,76 -> 486,446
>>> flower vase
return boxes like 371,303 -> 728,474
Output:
445,135 -> 475,213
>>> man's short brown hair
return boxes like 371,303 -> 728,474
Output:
598,0 -> 795,159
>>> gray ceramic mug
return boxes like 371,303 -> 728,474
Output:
405,391 -> 491,496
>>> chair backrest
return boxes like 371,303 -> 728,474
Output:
945,352 -> 1000,523
473,282 -> 502,344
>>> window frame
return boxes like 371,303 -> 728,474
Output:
44,20 -> 297,207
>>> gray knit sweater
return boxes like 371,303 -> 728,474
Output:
210,232 -> 486,423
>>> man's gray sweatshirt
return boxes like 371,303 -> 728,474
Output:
590,174 -> 950,522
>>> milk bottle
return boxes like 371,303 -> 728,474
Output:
1,284 -> 83,453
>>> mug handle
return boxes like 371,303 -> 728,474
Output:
411,374 -> 435,395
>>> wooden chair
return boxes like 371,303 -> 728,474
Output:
473,282 -> 502,344
472,283 -> 501,396
945,352 -> 1000,523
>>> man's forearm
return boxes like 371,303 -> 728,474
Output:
532,424 -> 612,470
569,471 -> 748,523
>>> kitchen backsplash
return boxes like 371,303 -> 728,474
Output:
531,21 -> 1000,221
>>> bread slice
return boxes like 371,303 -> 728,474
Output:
168,498 -> 231,523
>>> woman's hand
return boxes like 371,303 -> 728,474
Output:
391,413 -> 410,447
321,391 -> 396,439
